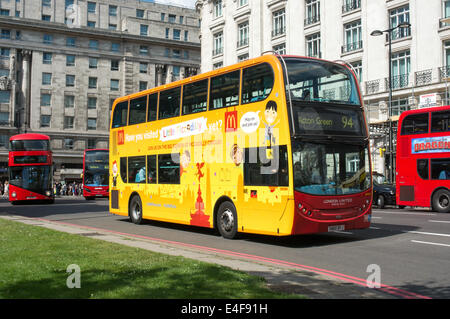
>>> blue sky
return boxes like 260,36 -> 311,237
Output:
143,0 -> 196,9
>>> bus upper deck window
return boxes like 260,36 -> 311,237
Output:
241,63 -> 274,104
112,101 -> 129,128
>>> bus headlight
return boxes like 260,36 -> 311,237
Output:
11,191 -> 16,198
45,190 -> 52,197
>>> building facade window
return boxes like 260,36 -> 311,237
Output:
110,79 -> 119,91
66,75 -> 75,87
43,32 -> 54,44
350,60 -> 362,83
109,5 -> 117,16
87,118 -> 97,130
173,29 -> 181,40
88,97 -> 97,109
87,2 -> 96,13
64,138 -> 74,149
305,0 -> 320,25
89,57 -> 98,69
272,9 -> 286,37
239,0 -> 248,7
89,77 -> 97,89
64,116 -> 74,129
342,0 -> 361,13
214,0 -> 223,19
111,60 -> 119,71
237,21 -> 249,48
390,5 -> 410,40
343,20 -> 362,53
40,115 -> 51,128
140,24 -> 148,36
66,55 -> 75,66
41,93 -> 51,107
273,43 -> 286,55
42,52 -> 52,64
391,98 -> 410,117
306,33 -> 321,58
213,31 -> 223,56
64,95 -> 74,108
42,73 -> 52,85
391,50 -> 410,89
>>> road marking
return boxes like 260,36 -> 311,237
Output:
371,216 -> 382,219
370,226 -> 381,230
408,231 -> 450,238
375,211 -> 436,216
411,240 -> 450,248
24,216 -> 431,299
428,220 -> 450,224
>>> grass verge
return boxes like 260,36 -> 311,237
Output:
0,218 -> 303,299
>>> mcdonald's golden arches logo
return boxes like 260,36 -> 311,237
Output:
225,111 -> 237,132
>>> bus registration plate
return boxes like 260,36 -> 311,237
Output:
328,225 -> 345,232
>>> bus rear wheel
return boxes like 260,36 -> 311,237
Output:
432,189 -> 450,213
216,201 -> 238,239
129,195 -> 143,224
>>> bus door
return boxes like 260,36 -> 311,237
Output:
241,145 -> 290,234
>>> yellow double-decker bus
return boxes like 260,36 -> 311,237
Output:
109,53 -> 372,239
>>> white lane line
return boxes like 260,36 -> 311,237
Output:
371,216 -> 382,219
374,211 -> 436,216
369,226 -> 381,230
428,220 -> 450,224
411,240 -> 450,248
408,231 -> 450,238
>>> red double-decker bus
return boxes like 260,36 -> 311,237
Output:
8,133 -> 54,204
82,149 -> 109,200
396,105 -> 450,213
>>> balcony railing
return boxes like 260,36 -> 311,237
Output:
272,26 -> 286,38
212,47 -> 223,56
385,74 -> 409,90
304,15 -> 320,26
439,65 -> 450,80
341,40 -> 363,54
388,28 -> 411,41
415,69 -> 432,86
364,66 -> 450,96
365,79 -> 380,95
237,38 -> 248,48
342,0 -> 361,13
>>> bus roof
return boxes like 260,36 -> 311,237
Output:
398,105 -> 450,122
112,54 -> 347,105
9,133 -> 50,141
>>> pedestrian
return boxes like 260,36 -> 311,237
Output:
4,181 -> 9,198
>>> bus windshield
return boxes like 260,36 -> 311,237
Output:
292,141 -> 371,195
281,57 -> 361,105
84,150 -> 109,186
10,139 -> 50,151
9,166 -> 52,195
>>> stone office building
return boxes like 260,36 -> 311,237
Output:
0,0 -> 200,182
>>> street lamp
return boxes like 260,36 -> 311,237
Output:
370,21 -> 411,184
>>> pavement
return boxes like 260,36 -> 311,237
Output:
0,207 -> 397,299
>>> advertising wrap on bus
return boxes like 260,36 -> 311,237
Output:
412,136 -> 450,154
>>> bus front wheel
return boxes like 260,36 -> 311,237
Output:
216,201 -> 238,239
129,195 -> 143,224
432,189 -> 450,213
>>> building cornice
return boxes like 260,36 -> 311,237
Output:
0,17 -> 201,50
